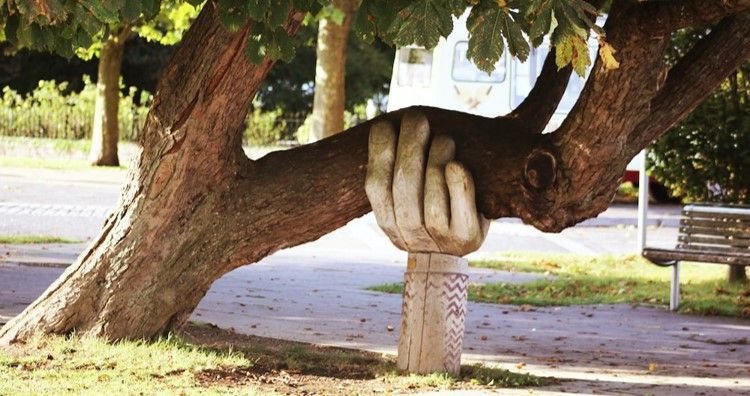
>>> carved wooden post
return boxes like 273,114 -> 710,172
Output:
398,252 -> 469,375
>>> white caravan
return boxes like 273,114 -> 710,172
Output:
386,10 -> 599,132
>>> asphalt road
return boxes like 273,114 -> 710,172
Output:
0,166 -> 681,253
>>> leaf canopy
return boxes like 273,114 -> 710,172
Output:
0,0 -> 608,73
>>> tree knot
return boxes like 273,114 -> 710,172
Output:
524,149 -> 557,190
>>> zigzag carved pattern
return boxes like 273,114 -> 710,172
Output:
401,272 -> 420,334
441,273 -> 468,372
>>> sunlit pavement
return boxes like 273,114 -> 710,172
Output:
2,168 -> 748,394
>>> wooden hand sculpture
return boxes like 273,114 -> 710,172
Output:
365,111 -> 489,256
365,110 -> 490,375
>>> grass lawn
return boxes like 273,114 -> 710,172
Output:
0,323 -> 551,395
0,235 -> 82,244
368,252 -> 750,318
0,333 -> 252,395
0,156 -> 126,171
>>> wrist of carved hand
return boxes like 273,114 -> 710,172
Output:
406,252 -> 468,274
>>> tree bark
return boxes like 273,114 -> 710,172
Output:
2,3 -> 749,344
88,27 -> 131,167
636,0 -> 750,34
310,0 -> 356,141
728,265 -> 748,283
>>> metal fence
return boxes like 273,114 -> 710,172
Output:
0,107 -> 365,144
0,107 -> 147,141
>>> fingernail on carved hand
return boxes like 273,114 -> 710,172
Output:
365,110 -> 490,257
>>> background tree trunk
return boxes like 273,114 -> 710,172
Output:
310,0 -> 356,141
728,265 -> 748,283
88,27 -> 131,167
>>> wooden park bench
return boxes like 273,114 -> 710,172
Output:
642,203 -> 750,311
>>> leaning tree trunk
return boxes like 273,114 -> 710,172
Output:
728,265 -> 747,283
2,3 -> 749,344
88,27 -> 131,167
310,0 -> 356,141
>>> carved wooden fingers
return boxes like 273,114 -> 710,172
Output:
366,111 -> 489,256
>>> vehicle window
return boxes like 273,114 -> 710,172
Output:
451,41 -> 506,83
397,48 -> 433,87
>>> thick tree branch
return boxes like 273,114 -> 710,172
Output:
637,0 -> 750,34
505,52 -> 572,134
222,107 -> 544,269
628,12 -> 750,153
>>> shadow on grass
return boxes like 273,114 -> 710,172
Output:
180,322 -> 553,390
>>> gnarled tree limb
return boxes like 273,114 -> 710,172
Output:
636,0 -> 750,34
628,12 -> 750,152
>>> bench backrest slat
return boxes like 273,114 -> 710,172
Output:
683,204 -> 750,219
678,235 -> 750,249
679,225 -> 750,239
677,204 -> 750,255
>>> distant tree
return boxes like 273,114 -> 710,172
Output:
309,0 -> 357,141
257,22 -> 393,125
87,25 -> 131,166
78,1 -> 200,166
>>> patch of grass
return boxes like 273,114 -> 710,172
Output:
0,334 -> 257,395
382,364 -> 549,389
51,138 -> 92,153
1,324 -> 551,396
0,136 -> 91,154
460,363 -> 549,387
0,156 -> 126,170
368,253 -> 750,318
0,235 -> 82,244
473,252 -> 732,282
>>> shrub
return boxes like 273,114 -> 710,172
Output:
244,105 -> 287,146
0,77 -> 150,141
649,67 -> 749,204
649,29 -> 750,204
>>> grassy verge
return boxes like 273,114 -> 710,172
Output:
368,253 -> 750,318
0,136 -> 92,153
0,156 -> 126,171
0,334 -> 254,395
0,323 -> 551,395
0,235 -> 82,244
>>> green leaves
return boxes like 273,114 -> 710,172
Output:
1,0 -> 197,57
0,0 -> 607,74
392,0 -> 454,49
466,2 -> 505,73
555,34 -> 589,77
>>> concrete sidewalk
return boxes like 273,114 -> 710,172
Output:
0,212 -> 681,271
